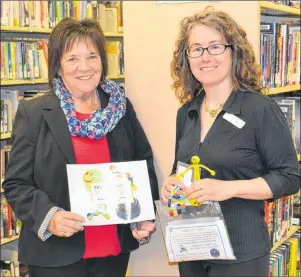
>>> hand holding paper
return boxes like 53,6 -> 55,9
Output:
132,221 -> 156,240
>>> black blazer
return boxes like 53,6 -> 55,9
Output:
2,87 -> 159,267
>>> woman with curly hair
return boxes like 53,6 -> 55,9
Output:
161,7 -> 300,277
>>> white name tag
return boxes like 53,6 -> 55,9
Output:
223,113 -> 245,129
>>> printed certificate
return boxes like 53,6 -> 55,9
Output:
165,220 -> 236,262
66,160 -> 155,225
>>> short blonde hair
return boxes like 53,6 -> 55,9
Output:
171,7 -> 264,104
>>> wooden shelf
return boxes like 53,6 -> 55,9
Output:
264,84 -> 301,95
270,226 -> 300,252
104,32 -> 124,37
1,26 -> 124,37
0,235 -> 19,246
1,26 -> 52,33
260,1 -> 301,15
0,132 -> 12,140
107,74 -> 125,79
1,79 -> 48,86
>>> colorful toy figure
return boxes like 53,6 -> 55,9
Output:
168,155 -> 216,217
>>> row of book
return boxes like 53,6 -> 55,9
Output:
1,40 -> 48,81
269,230 -> 300,277
0,1 -> 123,34
0,193 -> 21,240
0,39 -> 124,81
264,196 -> 294,246
272,96 -> 300,156
260,22 -> 300,88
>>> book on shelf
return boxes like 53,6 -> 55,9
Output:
106,41 -> 124,77
0,89 -> 20,134
0,1 -> 123,34
260,21 -> 300,88
272,96 -> 300,156
1,145 -> 12,182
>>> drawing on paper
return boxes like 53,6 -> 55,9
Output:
110,165 -> 141,220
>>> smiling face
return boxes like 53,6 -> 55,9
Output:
187,24 -> 233,89
60,39 -> 102,96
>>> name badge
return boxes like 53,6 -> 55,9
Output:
223,113 -> 245,129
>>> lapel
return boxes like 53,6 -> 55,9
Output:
42,92 -> 76,164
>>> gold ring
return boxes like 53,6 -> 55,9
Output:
62,232 -> 69,237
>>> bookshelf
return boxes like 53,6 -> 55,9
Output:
270,226 -> 300,252
259,2 -> 300,275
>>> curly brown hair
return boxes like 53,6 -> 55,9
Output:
171,6 -> 264,104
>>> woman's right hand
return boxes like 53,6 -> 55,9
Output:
160,174 -> 184,202
49,210 -> 85,238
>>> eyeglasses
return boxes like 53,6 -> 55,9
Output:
186,44 -> 233,58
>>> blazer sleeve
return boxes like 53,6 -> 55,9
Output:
258,100 -> 301,201
2,103 -> 57,238
126,98 -> 159,203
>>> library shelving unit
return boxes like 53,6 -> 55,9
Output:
259,1 -> 300,96
259,2 -> 301,275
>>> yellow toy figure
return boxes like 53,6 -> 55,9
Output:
176,155 -> 216,206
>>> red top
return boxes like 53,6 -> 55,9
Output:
71,111 -> 121,259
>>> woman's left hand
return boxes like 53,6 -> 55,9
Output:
132,221 -> 156,240
181,179 -> 237,203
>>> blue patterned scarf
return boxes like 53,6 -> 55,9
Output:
53,77 -> 126,139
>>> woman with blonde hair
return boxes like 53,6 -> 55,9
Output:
161,7 -> 300,277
